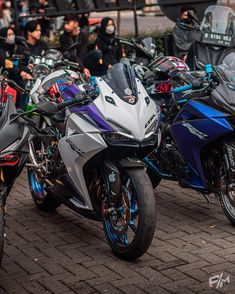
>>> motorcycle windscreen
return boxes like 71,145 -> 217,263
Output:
101,63 -> 138,105
201,5 -> 234,35
200,5 -> 235,47
217,53 -> 235,87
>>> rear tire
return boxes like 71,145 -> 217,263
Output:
28,168 -> 61,212
103,168 -> 156,260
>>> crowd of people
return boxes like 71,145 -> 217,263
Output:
0,1 -> 202,109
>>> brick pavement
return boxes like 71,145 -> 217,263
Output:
1,170 -> 235,293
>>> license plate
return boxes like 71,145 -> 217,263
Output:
202,32 -> 232,47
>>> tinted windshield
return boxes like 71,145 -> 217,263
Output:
102,63 -> 138,105
201,5 -> 235,35
141,37 -> 155,55
217,53 -> 235,87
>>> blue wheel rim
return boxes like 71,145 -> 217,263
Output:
104,176 -> 139,248
28,170 -> 46,200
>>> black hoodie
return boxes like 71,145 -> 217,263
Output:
0,27 -> 30,79
0,27 -> 15,66
95,17 -> 122,68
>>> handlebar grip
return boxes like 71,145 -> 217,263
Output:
57,94 -> 88,110
57,98 -> 79,110
173,84 -> 192,94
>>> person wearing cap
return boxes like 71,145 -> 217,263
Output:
59,13 -> 90,79
172,5 -> 198,62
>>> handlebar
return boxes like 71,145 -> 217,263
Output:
59,59 -> 80,68
57,94 -> 88,110
172,84 -> 192,94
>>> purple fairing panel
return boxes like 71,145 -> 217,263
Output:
61,85 -> 113,132
77,104 -> 113,132
62,84 -> 82,100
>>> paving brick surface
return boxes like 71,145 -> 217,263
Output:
0,170 -> 235,293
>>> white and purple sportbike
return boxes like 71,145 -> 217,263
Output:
27,63 -> 160,260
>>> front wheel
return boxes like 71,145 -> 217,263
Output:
103,168 -> 156,260
219,189 -> 235,226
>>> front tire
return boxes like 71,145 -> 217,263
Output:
219,190 -> 235,226
103,168 -> 156,260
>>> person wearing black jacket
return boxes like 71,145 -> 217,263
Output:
95,17 -> 122,71
0,27 -> 32,81
0,27 -> 32,109
59,13 -> 90,79
172,6 -> 198,62
17,20 -> 48,56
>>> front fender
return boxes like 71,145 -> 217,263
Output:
115,158 -> 146,168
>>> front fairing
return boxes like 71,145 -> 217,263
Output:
210,83 -> 235,115
94,76 -> 160,142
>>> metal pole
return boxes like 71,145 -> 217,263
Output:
13,0 -> 19,35
132,0 -> 139,38
117,10 -> 121,36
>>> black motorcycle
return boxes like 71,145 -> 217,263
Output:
0,75 -> 30,265
191,5 -> 235,69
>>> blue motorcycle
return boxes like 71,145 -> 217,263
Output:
145,52 -> 235,226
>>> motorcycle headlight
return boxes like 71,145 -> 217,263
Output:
145,121 -> 158,135
103,133 -> 139,147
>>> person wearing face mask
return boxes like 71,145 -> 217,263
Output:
172,6 -> 198,61
0,27 -> 32,80
95,17 -> 122,72
0,26 -> 33,109
59,13 -> 90,79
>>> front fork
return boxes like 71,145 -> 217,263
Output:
103,161 -> 121,208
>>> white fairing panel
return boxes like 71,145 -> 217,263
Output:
58,113 -> 107,210
94,77 -> 159,141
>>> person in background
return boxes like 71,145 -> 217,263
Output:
0,1 -> 12,29
0,26 -> 32,108
59,13 -> 90,79
79,13 -> 90,61
95,17 -> 122,72
17,0 -> 29,33
36,0 -> 51,37
17,20 -> 48,56
0,27 -> 31,80
172,6 -> 198,62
